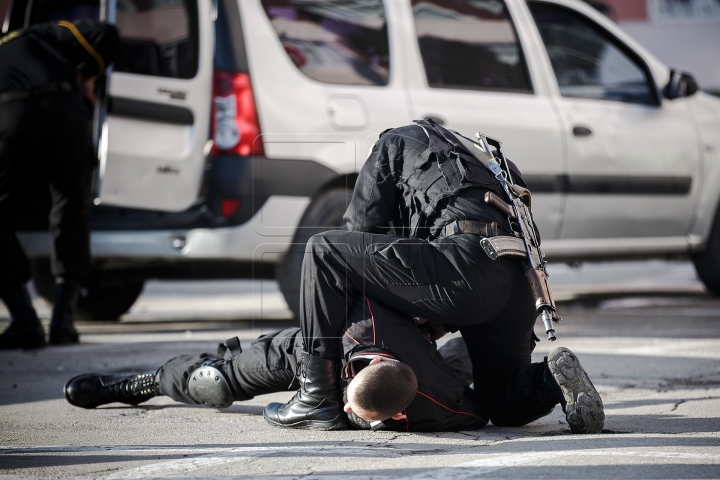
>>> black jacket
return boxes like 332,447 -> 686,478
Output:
0,20 -> 118,92
341,296 -> 487,432
343,119 -> 531,241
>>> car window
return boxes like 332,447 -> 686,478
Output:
411,0 -> 532,93
260,0 -> 390,86
529,2 -> 655,105
114,0 -> 199,79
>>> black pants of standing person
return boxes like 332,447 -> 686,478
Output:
0,91 -> 93,347
299,229 -> 559,426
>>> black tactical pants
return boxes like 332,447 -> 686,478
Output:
299,229 -> 557,425
0,92 -> 92,287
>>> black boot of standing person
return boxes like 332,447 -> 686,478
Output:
0,282 -> 46,349
264,351 -> 348,430
49,278 -> 81,345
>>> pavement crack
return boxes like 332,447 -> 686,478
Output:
671,399 -> 686,411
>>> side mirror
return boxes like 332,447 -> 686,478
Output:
664,69 -> 699,100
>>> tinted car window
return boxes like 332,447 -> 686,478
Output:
411,0 -> 532,93
529,2 -> 655,105
114,0 -> 199,79
261,0 -> 390,86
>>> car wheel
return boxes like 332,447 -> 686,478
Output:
693,207 -> 720,296
276,188 -> 352,319
32,260 -> 145,321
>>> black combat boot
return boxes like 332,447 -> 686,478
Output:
64,371 -> 158,408
0,283 -> 46,350
49,278 -> 81,345
546,347 -> 605,434
263,351 -> 348,430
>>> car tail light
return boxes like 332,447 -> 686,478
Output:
221,198 -> 241,217
211,72 -> 263,156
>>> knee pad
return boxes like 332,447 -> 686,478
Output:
187,365 -> 233,408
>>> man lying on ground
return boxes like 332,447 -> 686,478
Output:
64,295 -> 599,432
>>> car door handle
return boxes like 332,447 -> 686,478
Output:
572,126 -> 592,137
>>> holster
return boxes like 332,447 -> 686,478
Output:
479,236 -> 559,316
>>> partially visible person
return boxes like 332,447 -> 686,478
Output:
0,19 -> 119,348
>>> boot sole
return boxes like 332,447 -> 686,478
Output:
547,347 -> 604,434
263,413 -> 348,431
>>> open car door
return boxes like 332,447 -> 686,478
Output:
4,0 -> 213,212
99,0 -> 213,211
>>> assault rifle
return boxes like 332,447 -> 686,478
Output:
453,131 -> 561,341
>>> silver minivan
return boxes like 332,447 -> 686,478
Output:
7,0 -> 720,320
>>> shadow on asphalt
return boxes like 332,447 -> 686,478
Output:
2,437 -> 720,474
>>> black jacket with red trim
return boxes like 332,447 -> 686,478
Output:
341,296 -> 488,432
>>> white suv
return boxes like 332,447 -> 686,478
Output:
7,0 -> 720,320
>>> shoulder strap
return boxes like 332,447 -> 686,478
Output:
57,20 -> 105,80
0,30 -> 21,49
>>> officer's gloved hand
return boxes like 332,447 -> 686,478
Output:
414,317 -> 447,342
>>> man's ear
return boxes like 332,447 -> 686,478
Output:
391,412 -> 407,421
343,403 -> 353,413
369,358 -> 382,365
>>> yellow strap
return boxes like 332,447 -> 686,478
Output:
0,30 -> 21,48
57,20 -> 105,80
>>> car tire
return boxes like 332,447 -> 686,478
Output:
693,207 -> 720,296
32,260 -> 145,321
276,188 -> 352,319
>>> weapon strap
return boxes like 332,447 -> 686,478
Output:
443,125 -> 534,209
58,20 -> 106,81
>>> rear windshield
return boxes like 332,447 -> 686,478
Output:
261,0 -> 390,86
114,0 -> 199,79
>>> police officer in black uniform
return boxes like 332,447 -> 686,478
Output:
0,20 -> 118,348
262,120 -> 605,433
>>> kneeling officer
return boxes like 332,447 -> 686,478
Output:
0,20 -> 118,348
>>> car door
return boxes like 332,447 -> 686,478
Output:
98,0 -> 214,212
527,1 -> 700,240
244,0 -> 411,185
399,0 -> 565,241
12,0 -> 214,213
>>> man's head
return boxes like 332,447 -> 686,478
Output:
344,359 -> 418,422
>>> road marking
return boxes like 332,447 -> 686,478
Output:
4,445 -> 716,479
408,450 -> 720,479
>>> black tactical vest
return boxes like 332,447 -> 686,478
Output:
398,119 -> 504,237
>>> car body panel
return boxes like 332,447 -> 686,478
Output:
97,0 -> 215,212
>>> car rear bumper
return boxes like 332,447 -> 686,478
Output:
19,195 -> 311,263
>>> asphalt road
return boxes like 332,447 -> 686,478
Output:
1,261 -> 719,479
